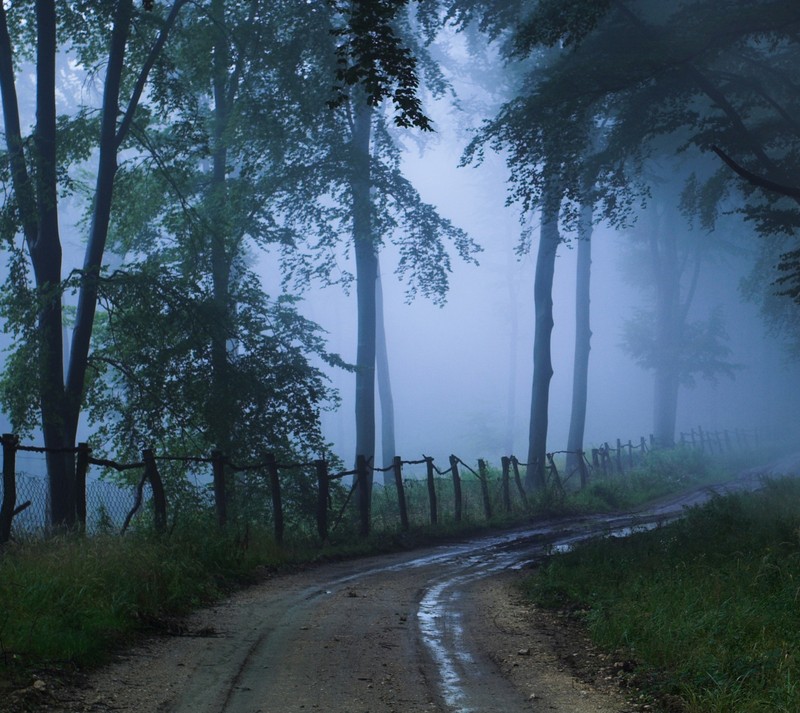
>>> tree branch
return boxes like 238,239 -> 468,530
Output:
711,145 -> 800,204
116,0 -> 189,149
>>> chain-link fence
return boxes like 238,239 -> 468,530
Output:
1,472 -> 149,538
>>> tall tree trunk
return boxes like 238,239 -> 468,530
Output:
650,210 -> 681,447
525,176 -> 561,490
375,260 -> 396,485
352,98 -> 376,499
504,241 -> 519,455
207,0 -> 234,458
33,0 -> 72,526
565,200 -> 593,474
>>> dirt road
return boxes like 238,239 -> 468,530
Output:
19,463 -> 782,713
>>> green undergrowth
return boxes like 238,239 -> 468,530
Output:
0,446 -> 771,680
522,477 -> 800,713
0,518 -> 281,673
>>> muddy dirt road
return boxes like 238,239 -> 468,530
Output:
30,464 -> 784,713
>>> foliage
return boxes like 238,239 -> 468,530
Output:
85,262 -> 338,466
0,522 -> 279,669
622,306 -> 739,388
0,245 -> 40,436
329,0 -> 432,129
524,477 -> 800,712
456,0 -> 800,341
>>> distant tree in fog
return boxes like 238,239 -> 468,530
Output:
620,177 -> 739,445
455,0 -> 800,466
455,5 -> 616,490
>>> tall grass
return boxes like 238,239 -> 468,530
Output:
523,477 -> 800,712
0,446 -> 759,678
0,517 -> 284,670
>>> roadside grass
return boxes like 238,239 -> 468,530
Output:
522,477 -> 800,712
0,446 -> 770,680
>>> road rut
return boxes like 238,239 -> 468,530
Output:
31,463 -> 780,713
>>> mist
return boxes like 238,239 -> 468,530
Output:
288,104 -> 800,469
0,0 -> 799,493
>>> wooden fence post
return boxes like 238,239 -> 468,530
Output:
577,450 -> 589,489
627,440 -> 634,469
0,433 -> 18,544
356,455 -> 370,537
75,442 -> 90,530
616,439 -> 624,474
546,453 -> 563,494
315,458 -> 328,543
477,459 -> 492,521
640,437 -> 647,460
500,456 -> 511,513
510,456 -> 529,509
449,455 -> 462,523
425,457 -> 438,526
393,456 -> 409,532
603,443 -> 611,477
143,448 -> 167,533
211,449 -> 227,528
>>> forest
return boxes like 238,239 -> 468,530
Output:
1,0 -> 800,531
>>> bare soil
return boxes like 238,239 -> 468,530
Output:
5,562 -> 650,713
10,459 -> 793,713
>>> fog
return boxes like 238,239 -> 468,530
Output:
2,4 -> 800,482
286,116 -> 800,468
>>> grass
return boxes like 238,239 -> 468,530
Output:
522,477 -> 800,712
0,445 -> 772,684
0,517 -> 284,672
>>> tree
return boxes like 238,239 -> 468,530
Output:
458,0 -> 800,473
269,5 -> 480,509
565,197 -> 593,477
375,260 -> 397,484
620,176 -> 739,445
458,13 -> 606,491
524,169 -> 561,489
83,0 -> 356,469
0,0 -> 187,526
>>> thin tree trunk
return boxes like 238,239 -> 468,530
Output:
66,0 -> 132,443
504,239 -> 519,455
525,175 -> 561,490
565,200 -> 593,475
375,260 -> 396,485
352,98 -> 376,501
650,209 -> 680,447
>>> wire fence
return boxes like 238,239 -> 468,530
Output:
7,472 -> 148,536
0,426 -> 761,544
